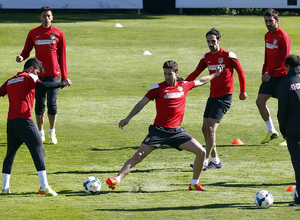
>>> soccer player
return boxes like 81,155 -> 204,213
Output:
16,6 -> 69,144
0,58 -> 71,196
106,60 -> 223,191
277,54 -> 300,206
256,8 -> 291,146
187,28 -> 247,170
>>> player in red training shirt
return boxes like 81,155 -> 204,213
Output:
16,6 -> 69,145
0,58 -> 71,196
186,28 -> 247,171
106,60 -> 223,191
256,8 -> 291,146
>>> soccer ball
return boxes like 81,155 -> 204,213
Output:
83,176 -> 101,194
292,187 -> 298,202
254,190 -> 274,209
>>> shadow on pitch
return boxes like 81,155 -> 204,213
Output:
50,168 -> 167,175
91,145 -> 178,152
95,203 -> 258,212
209,181 -> 295,188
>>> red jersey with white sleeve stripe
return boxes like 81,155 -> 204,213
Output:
20,25 -> 67,80
0,72 -> 41,120
185,48 -> 246,98
145,80 -> 195,128
262,27 -> 290,77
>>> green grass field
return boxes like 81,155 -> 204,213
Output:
0,12 -> 300,219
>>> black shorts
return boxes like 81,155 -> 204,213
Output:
203,94 -> 232,123
258,76 -> 287,98
141,125 -> 193,151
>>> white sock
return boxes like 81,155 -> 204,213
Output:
191,179 -> 199,186
38,170 -> 49,190
212,157 -> 220,164
115,176 -> 121,183
49,128 -> 55,134
39,130 -> 45,137
265,119 -> 276,133
204,158 -> 209,166
2,173 -> 10,191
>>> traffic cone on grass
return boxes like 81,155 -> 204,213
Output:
231,138 -> 244,145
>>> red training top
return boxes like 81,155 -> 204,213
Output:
0,72 -> 40,120
20,25 -> 67,80
186,48 -> 246,98
262,27 -> 291,77
145,80 -> 195,128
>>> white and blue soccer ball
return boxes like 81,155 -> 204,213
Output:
254,190 -> 274,209
292,187 -> 298,202
83,176 -> 101,194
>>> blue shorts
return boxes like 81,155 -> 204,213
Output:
203,94 -> 232,123
141,125 -> 193,151
258,76 -> 287,98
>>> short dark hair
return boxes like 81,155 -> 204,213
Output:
206,28 -> 221,40
264,8 -> 279,20
41,6 -> 52,14
285,55 -> 300,69
163,61 -> 178,72
23,58 -> 44,73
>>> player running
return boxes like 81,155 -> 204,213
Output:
0,58 -> 71,196
106,60 -> 223,191
187,28 -> 247,170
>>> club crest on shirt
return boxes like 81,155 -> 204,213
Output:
144,137 -> 150,142
178,85 -> 183,92
218,57 -> 223,63
50,34 -> 55,40
273,39 -> 277,44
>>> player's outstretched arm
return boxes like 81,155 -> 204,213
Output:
119,96 -> 150,129
194,64 -> 223,87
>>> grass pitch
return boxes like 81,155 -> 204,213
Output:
0,12 -> 300,219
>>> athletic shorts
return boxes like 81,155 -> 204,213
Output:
141,125 -> 193,151
203,94 -> 232,123
258,76 -> 287,98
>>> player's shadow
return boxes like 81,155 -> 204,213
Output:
91,145 -> 179,152
95,203 -> 256,212
50,168 -> 166,175
209,181 -> 295,188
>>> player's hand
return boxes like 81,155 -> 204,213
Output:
119,119 -> 129,129
239,92 -> 248,100
16,55 -> 24,63
62,79 -> 72,87
261,73 -> 271,82
215,64 -> 223,76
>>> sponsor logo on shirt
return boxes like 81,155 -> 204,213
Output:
164,92 -> 184,99
291,83 -> 300,91
35,39 -> 56,45
266,42 -> 278,49
208,64 -> 225,71
7,77 -> 24,85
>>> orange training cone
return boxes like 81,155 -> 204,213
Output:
285,185 -> 296,192
231,138 -> 244,145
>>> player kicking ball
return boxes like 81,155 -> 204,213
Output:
107,60 -> 222,191
0,58 -> 71,196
